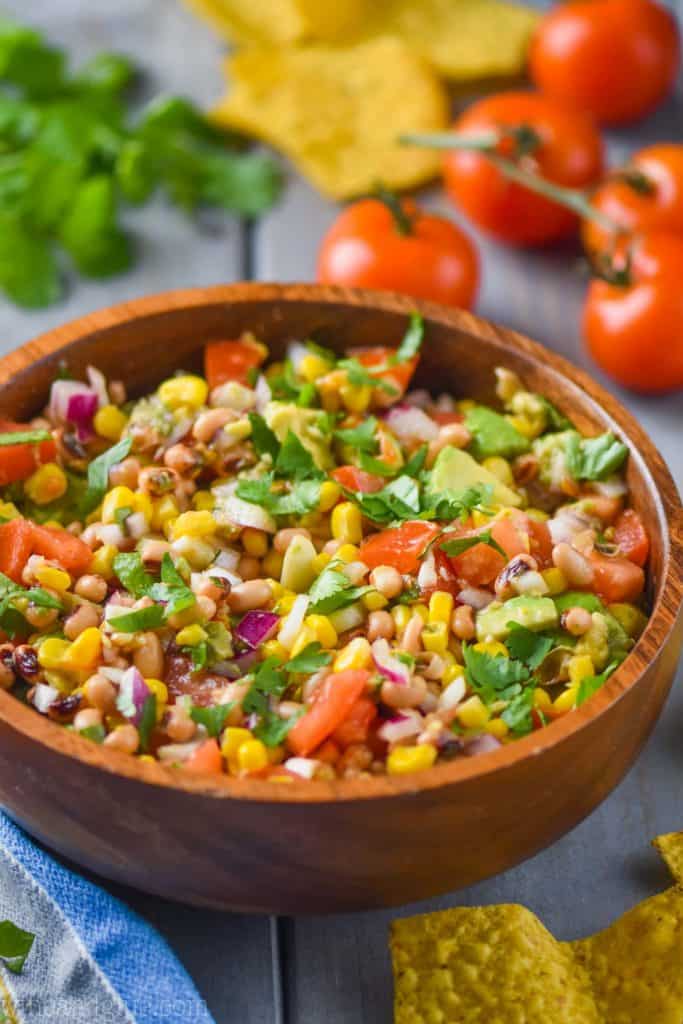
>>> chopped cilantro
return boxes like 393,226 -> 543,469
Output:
78,724 -> 106,744
566,432 -> 628,482
242,657 -> 299,747
308,562 -> 371,615
440,529 -> 506,559
183,642 -> 209,672
334,417 -> 379,453
79,436 -> 132,516
349,475 -> 421,524
391,311 -> 424,365
190,702 -> 235,738
274,430 -> 324,482
462,643 -> 530,704
402,444 -> 428,478
501,686 -> 535,735
576,662 -> 617,707
248,412 -> 280,461
337,357 -> 397,395
0,572 -> 62,638
108,604 -> 165,633
358,452 -> 398,477
236,476 -> 322,517
112,552 -> 154,597
285,642 -> 332,674
423,483 -> 494,522
137,693 -> 157,752
505,623 -> 554,671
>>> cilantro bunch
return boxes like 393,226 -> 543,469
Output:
0,17 -> 282,308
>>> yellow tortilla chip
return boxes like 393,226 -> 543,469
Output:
654,832 -> 683,882
183,0 -> 367,46
392,888 -> 683,1023
213,37 -> 448,199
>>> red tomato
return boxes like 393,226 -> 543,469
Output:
351,346 -> 420,403
420,546 -> 461,598
444,516 -> 539,586
443,91 -> 604,246
529,0 -> 680,126
287,670 -> 370,757
359,521 -> 440,574
331,696 -> 377,748
614,509 -> 650,567
583,145 -> 683,258
583,232 -> 683,393
317,197 -> 479,309
510,511 -> 554,568
0,421 -> 57,487
183,739 -> 224,775
431,410 -> 464,426
590,550 -> 645,603
332,465 -> 385,494
0,519 -> 92,583
204,336 -> 266,390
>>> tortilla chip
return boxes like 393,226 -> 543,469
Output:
213,37 -> 448,199
183,0 -> 367,45
653,832 -> 683,883
362,0 -> 540,81
392,888 -> 683,1023
390,904 -> 599,1024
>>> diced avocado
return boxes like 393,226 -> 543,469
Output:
465,406 -> 531,461
575,612 -> 610,670
604,612 -> 634,664
607,602 -> 648,640
430,446 -> 522,508
553,591 -> 605,615
280,534 -> 317,593
476,596 -> 559,641
532,430 -> 576,491
264,401 -> 333,469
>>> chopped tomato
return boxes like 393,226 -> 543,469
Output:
614,509 -> 650,567
0,519 -> 92,582
287,669 -> 369,758
359,521 -> 440,574
590,551 -> 645,603
331,696 -> 377,748
204,336 -> 266,390
353,347 -> 419,402
332,465 -> 385,494
420,546 -> 461,598
509,511 -> 554,568
0,421 -> 56,487
313,739 -> 341,764
582,494 -> 623,524
183,738 -> 224,775
445,516 -> 530,587
431,410 -> 464,426
377,427 -> 404,468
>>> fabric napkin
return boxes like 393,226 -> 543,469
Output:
0,814 -> 215,1024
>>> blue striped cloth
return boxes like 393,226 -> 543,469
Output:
0,814 -> 215,1024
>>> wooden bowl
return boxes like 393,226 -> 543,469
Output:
0,284 -> 681,914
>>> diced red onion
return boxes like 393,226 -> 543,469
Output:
284,757 -> 319,779
384,404 -> 439,443
235,610 -> 279,649
377,712 -> 423,744
33,683 -> 59,714
86,365 -> 109,407
49,380 -> 99,438
371,638 -> 410,686
118,667 -> 151,727
464,734 -> 502,757
456,587 -> 494,610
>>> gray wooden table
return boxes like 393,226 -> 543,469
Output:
1,2 -> 682,1021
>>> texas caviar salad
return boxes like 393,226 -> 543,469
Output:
0,315 -> 649,780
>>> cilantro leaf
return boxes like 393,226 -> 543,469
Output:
183,641 -> 209,672
335,417 -> 379,453
0,429 -> 51,446
402,445 -> 428,478
154,553 -> 195,616
501,686 -> 535,735
236,476 -> 321,518
391,312 -> 424,364
505,623 -> 554,670
337,357 -> 398,395
274,431 -> 323,481
566,432 -> 628,482
0,919 -> 35,975
190,702 -> 235,738
285,642 -> 332,674
539,396 -> 571,432
423,483 -> 493,522
112,552 -> 154,597
241,657 -> 296,747
0,212 -> 62,308
248,412 -> 280,462
108,604 -> 165,633
349,475 -> 421,524
253,709 -> 302,747
80,437 -> 132,516
308,562 -> 371,615
268,361 -> 317,406
576,662 -> 618,707
440,529 -> 506,559
462,644 -> 530,704
137,693 -> 157,752
358,452 -> 398,477
59,175 -> 132,278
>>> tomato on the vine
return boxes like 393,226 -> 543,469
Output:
529,0 -> 680,126
583,232 -> 683,394
442,92 -> 604,246
316,196 -> 479,309
583,145 -> 683,258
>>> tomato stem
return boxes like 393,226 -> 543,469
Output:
400,131 -> 618,233
373,184 -> 414,236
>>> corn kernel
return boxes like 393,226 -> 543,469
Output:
362,590 -> 388,611
224,418 -> 252,443
93,404 -> 128,441
553,686 -> 578,714
428,591 -> 454,626
474,640 -> 509,658
145,678 -> 169,721
533,687 -> 552,711
265,580 -> 285,601
288,625 -> 317,659
43,669 -> 73,693
413,603 -> 429,623
24,463 -> 67,506
221,727 -> 253,772
276,592 -> 297,615
541,567 -> 568,596
62,628 -> 102,672
305,614 -> 337,649
331,503 -> 362,544
471,508 -> 493,528
318,480 -> 341,512
481,456 -> 514,487
333,636 -> 372,672
507,413 -> 542,440
175,624 -> 208,646
171,536 -> 215,571
299,353 -> 333,382
310,552 -> 331,576
387,744 -> 437,775
38,638 -> 71,671
158,374 -> 208,411
237,738 -> 269,774
192,490 -> 215,511
151,495 -> 180,532
340,383 -> 372,413
34,564 -> 71,592
392,605 -> 411,633
568,655 -> 595,687
170,510 -> 216,540
486,718 -> 509,739
0,501 -> 19,520
90,544 -> 116,580
608,602 -> 648,639
242,528 -> 269,558
102,486 -> 137,525
422,621 -> 449,655
299,511 -> 322,530
262,639 -> 290,661
132,491 -> 153,523
335,543 -> 359,563
443,662 -> 464,686
262,549 -> 284,579
456,695 -> 490,729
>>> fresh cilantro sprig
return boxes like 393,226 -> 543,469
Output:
505,623 -> 554,671
285,641 -> 332,674
79,436 -> 132,516
308,562 -> 371,615
190,702 -> 235,738
462,643 -> 531,704
110,552 -> 195,630
576,662 -> 617,706
566,432 -> 628,482
242,657 -> 302,747
345,475 -> 421,525
0,571 -> 62,638
334,417 -> 379,453
236,426 -> 324,517
0,918 -> 35,974
440,529 -> 506,559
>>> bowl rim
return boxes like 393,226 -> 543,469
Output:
0,281 -> 681,805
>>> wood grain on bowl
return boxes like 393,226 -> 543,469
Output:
0,284 -> 681,914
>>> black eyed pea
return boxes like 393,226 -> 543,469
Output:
561,606 -> 594,636
381,676 -> 428,710
133,632 -> 164,680
192,407 -> 236,443
367,610 -> 395,642
84,673 -> 117,713
369,565 -> 403,600
103,723 -> 139,754
273,527 -> 312,555
73,708 -> 103,732
226,579 -> 272,612
63,603 -> 101,640
552,542 -> 595,587
108,457 -> 141,490
165,704 -> 197,743
74,574 -> 108,603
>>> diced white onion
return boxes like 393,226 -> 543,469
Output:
254,374 -> 272,413
212,548 -> 241,572
457,587 -> 494,610
512,571 -> 549,596
286,341 -> 309,372
157,739 -> 204,763
284,757 -> 319,779
86,365 -> 109,407
328,601 -> 365,636
385,405 -> 439,443
33,684 -> 59,714
125,512 -> 148,541
278,594 -> 310,650
590,476 -> 628,498
219,495 -> 277,534
438,676 -> 466,711
417,550 -> 438,592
